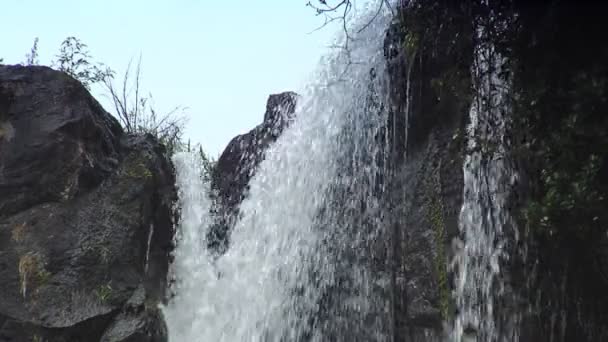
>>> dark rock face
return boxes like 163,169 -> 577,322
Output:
0,65 -> 175,342
208,91 -> 297,252
383,2 -> 472,339
385,1 -> 608,341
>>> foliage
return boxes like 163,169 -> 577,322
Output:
503,5 -> 608,335
9,37 -> 213,160
198,145 -> 217,182
522,145 -> 605,238
45,36 -> 189,154
511,11 -> 608,241
53,37 -> 112,90
24,37 -> 39,66
102,56 -> 186,154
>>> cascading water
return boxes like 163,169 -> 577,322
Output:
163,3 -> 395,341
451,13 -> 519,342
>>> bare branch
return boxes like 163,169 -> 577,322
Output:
307,0 -> 390,77
307,14 -> 345,34
307,0 -> 349,14
307,0 -> 353,43
356,0 -> 384,33
101,58 -> 187,153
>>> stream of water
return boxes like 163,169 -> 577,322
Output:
451,18 -> 518,342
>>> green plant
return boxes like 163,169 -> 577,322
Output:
403,31 -> 420,58
523,153 -> 604,237
8,36 -> 187,154
95,283 -> 113,303
198,145 -> 217,182
24,37 -> 39,66
53,37 -> 111,90
102,56 -> 186,154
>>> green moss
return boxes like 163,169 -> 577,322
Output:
403,31 -> 420,59
95,283 -> 113,303
427,185 -> 451,320
124,155 -> 153,179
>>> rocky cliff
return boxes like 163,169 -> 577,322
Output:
0,65 -> 176,342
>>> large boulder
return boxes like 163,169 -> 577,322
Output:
0,65 -> 175,342
208,91 -> 297,252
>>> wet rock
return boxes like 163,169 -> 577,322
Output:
209,91 -> 297,252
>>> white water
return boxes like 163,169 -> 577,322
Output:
451,18 -> 519,342
163,4 -> 394,341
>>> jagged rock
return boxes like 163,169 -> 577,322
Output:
208,91 -> 297,252
0,65 -> 175,342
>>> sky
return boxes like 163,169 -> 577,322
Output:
1,0 -> 343,156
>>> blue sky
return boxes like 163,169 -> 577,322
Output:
1,0 -> 342,156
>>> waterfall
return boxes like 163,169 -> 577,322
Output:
451,15 -> 519,342
163,4 -> 395,341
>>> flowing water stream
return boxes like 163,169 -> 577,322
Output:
450,16 -> 519,342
